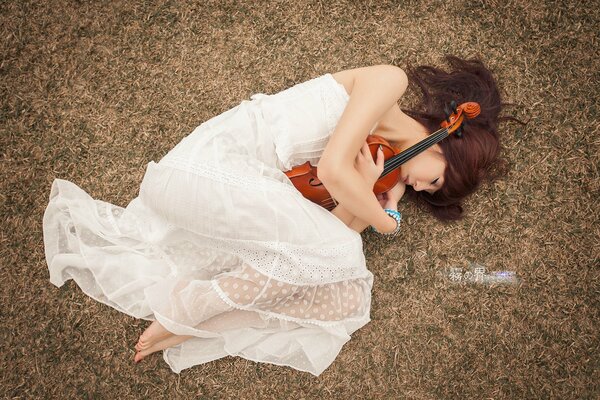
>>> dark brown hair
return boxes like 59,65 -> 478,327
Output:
401,55 -> 526,222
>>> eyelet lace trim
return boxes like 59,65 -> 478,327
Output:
227,239 -> 369,285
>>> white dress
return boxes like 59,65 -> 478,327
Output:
42,73 -> 375,376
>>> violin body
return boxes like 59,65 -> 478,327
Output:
283,101 -> 480,211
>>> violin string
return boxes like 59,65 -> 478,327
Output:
382,128 -> 449,176
393,127 -> 448,165
385,128 -> 447,170
385,131 -> 445,173
394,128 -> 448,165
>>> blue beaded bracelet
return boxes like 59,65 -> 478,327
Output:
371,209 -> 402,236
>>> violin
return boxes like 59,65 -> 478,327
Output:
283,101 -> 481,211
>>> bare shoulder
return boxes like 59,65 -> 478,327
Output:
330,64 -> 407,98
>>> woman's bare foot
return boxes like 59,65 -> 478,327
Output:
134,334 -> 193,363
135,320 -> 174,351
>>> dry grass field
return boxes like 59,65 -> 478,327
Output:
1,0 -> 598,398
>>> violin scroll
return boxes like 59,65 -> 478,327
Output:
462,102 -> 481,119
440,101 -> 481,137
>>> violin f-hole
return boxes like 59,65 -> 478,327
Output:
308,177 -> 323,187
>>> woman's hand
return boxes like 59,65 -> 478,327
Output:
354,142 -> 384,188
354,142 -> 405,209
376,180 -> 406,209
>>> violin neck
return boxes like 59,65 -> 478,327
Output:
381,127 -> 450,177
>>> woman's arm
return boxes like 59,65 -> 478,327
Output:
330,203 -> 356,228
333,199 -> 399,234
318,65 -> 409,233
331,203 -> 361,232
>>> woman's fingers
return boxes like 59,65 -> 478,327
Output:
357,143 -> 371,162
364,143 -> 377,161
361,142 -> 369,158
358,143 -> 367,158
376,146 -> 384,166
358,143 -> 385,166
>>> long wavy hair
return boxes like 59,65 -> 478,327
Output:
400,55 -> 526,222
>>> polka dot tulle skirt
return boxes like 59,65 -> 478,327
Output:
42,73 -> 374,376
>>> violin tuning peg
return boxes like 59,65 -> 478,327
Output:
450,100 -> 457,114
444,104 -> 451,123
